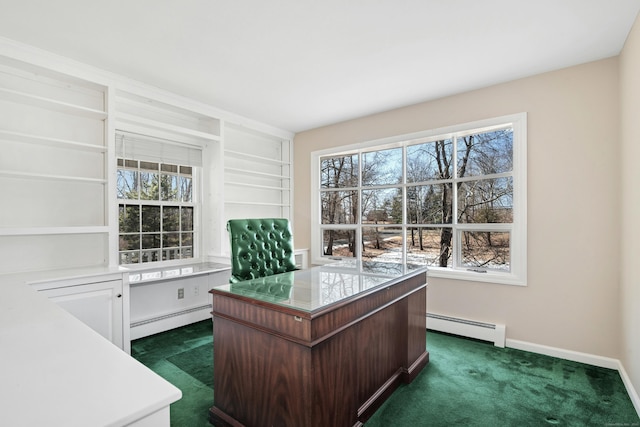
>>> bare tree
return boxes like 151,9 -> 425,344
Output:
320,155 -> 358,255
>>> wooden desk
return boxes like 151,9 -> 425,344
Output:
209,261 -> 428,427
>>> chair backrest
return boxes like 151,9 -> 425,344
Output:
230,272 -> 294,301
227,218 -> 297,283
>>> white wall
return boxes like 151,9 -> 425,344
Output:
293,57 -> 622,359
620,12 -> 640,404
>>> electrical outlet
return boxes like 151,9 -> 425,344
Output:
194,285 -> 199,296
178,288 -> 184,299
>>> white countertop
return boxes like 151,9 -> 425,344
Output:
125,262 -> 230,284
0,278 -> 182,426
3,265 -> 124,287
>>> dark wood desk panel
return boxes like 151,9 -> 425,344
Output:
209,263 -> 428,427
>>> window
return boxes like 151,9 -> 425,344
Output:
312,113 -> 527,285
116,132 -> 201,265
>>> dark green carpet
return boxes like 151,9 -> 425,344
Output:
366,331 -> 639,426
132,320 -> 214,427
132,320 -> 639,427
167,343 -> 214,388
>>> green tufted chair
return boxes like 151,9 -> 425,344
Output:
226,218 -> 297,283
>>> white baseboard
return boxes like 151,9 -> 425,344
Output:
617,360 -> 640,418
506,339 -> 619,369
507,339 -> 640,418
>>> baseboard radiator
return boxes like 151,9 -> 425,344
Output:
427,313 -> 506,348
130,304 -> 212,328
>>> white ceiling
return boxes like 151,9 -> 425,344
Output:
0,0 -> 638,133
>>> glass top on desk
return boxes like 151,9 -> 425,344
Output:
211,260 -> 427,313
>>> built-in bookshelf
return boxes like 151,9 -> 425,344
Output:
0,56 -> 109,273
0,39 -> 296,351
223,122 -> 293,222
0,43 -> 294,274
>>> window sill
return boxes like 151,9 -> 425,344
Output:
312,258 -> 525,286
427,267 -> 526,286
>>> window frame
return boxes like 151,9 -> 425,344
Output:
311,113 -> 527,286
116,158 -> 201,267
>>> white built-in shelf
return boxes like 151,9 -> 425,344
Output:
116,96 -> 219,130
224,167 -> 290,180
224,149 -> 289,166
0,87 -> 107,119
225,181 -> 290,192
116,113 -> 220,142
0,170 -> 107,184
0,226 -> 110,237
0,129 -> 106,152
0,55 -> 107,92
224,200 -> 291,207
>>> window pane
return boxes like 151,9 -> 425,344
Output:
460,231 -> 510,272
119,235 -> 139,251
362,188 -> 397,224
117,169 -> 138,199
120,251 -> 139,264
362,226 -> 402,263
322,229 -> 356,257
140,161 -> 158,171
119,205 -> 140,233
181,207 -> 194,231
139,171 -> 159,200
161,164 -> 178,173
141,249 -> 160,263
406,227 -> 453,267
321,190 -> 358,224
163,206 -> 180,231
406,139 -> 453,182
163,232 -> 180,248
407,183 -> 453,224
362,148 -> 402,186
457,129 -> 512,178
161,174 -> 179,201
458,177 -> 513,223
163,248 -> 180,261
320,154 -> 358,188
181,246 -> 193,259
141,234 -> 160,249
141,206 -> 160,232
182,232 -> 193,247
181,176 -> 193,202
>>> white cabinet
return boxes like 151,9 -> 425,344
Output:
128,263 -> 230,340
29,272 -> 128,352
39,281 -> 123,346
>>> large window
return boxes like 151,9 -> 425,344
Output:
312,114 -> 527,285
116,132 -> 201,265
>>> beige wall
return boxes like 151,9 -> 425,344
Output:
620,13 -> 640,401
293,57 -> 621,358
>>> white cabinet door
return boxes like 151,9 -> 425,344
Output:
39,280 -> 124,349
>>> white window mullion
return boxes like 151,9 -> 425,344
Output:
452,134 -> 459,269
356,152 -> 363,260
402,146 -> 407,266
